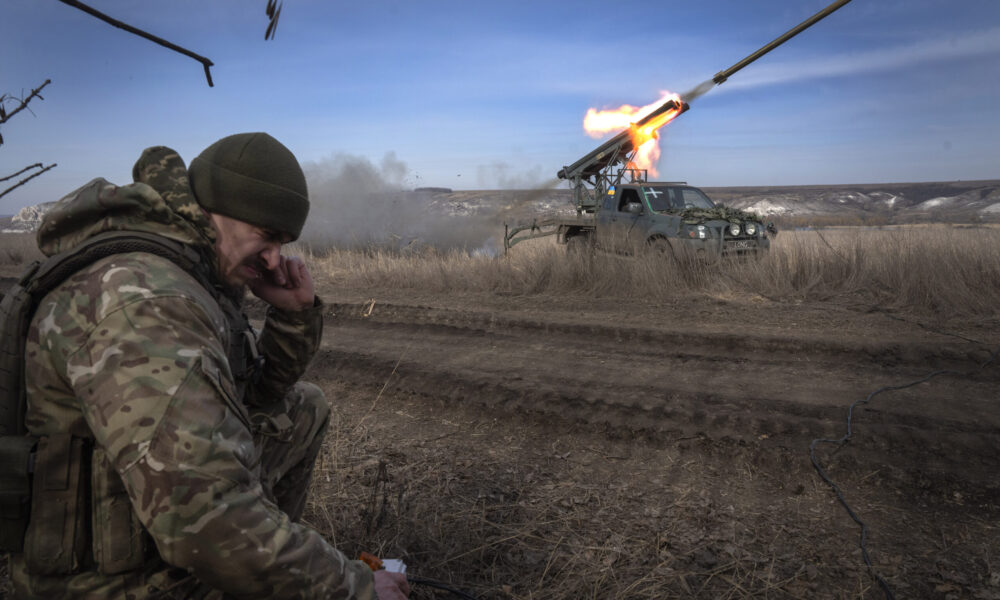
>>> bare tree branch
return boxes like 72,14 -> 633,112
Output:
0,164 -> 44,183
265,0 -> 283,40
55,0 -> 215,87
0,80 -> 52,132
0,163 -> 57,200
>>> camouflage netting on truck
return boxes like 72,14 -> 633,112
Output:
673,205 -> 765,225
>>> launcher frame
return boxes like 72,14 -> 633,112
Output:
556,99 -> 690,215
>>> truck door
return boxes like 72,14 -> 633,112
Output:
637,185 -> 682,246
595,190 -> 618,250
611,188 -> 649,252
594,188 -> 629,251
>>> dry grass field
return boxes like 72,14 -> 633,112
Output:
2,225 -> 999,599
304,224 -> 1000,316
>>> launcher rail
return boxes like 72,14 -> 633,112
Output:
557,100 -> 690,215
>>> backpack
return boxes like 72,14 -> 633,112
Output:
0,230 -> 208,552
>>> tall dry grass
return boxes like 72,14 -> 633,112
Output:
304,225 -> 1000,317
2,225 -> 995,316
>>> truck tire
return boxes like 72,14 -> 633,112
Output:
647,237 -> 674,256
647,237 -> 684,265
566,234 -> 592,254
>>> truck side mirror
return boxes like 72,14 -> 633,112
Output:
625,202 -> 643,214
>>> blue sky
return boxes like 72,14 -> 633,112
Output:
2,0 -> 998,213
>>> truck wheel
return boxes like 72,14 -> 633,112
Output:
647,237 -> 673,256
647,237 -> 684,265
566,234 -> 592,254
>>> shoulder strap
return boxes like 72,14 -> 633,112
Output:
29,231 -> 209,296
0,231 -> 217,436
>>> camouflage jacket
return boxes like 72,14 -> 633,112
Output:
10,147 -> 374,599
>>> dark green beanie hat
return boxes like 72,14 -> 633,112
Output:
189,132 -> 309,240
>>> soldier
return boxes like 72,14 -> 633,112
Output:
9,133 -> 410,599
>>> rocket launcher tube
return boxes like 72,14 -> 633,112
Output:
712,0 -> 853,84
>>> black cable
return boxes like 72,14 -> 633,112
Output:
871,307 -> 988,347
809,344 -> 1000,600
407,575 -> 482,600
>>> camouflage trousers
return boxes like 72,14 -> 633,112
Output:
168,381 -> 332,600
12,382 -> 332,600
253,381 -> 331,522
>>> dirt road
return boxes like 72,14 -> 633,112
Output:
2,269 -> 996,598
301,287 -> 1000,599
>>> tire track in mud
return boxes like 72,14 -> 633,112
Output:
325,302 -> 991,369
314,301 -> 999,453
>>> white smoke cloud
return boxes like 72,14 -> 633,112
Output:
300,152 -> 496,252
476,161 -> 548,189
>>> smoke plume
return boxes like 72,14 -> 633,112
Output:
300,152 -> 496,252
476,162 -> 547,190
681,78 -> 717,104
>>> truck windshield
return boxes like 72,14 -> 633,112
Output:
642,186 -> 715,212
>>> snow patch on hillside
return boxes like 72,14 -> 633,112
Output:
2,201 -> 56,233
917,196 -> 956,209
745,199 -> 790,215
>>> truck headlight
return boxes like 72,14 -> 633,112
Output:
728,223 -> 741,236
745,222 -> 757,236
697,225 -> 707,239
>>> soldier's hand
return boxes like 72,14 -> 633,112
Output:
249,255 -> 316,312
374,570 -> 410,599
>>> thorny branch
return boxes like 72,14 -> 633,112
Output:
0,79 -> 51,126
0,164 -> 58,201
0,164 -> 44,183
55,0 -> 216,87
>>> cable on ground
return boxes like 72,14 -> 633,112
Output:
809,344 -> 1000,600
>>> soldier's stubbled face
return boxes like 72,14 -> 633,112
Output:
207,212 -> 292,288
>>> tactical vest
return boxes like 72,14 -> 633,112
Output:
0,231 -> 261,565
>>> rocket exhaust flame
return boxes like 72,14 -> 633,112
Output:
583,91 -> 683,176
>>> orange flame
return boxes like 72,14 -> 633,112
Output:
583,91 -> 682,177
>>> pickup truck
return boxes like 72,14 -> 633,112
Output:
504,182 -> 773,259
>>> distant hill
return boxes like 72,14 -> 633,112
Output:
2,201 -> 57,233
702,180 -> 1000,224
4,180 -> 998,235
423,179 -> 1000,225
